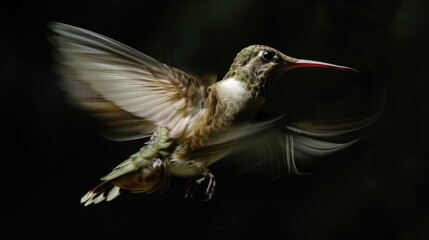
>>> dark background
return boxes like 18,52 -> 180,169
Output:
1,0 -> 428,239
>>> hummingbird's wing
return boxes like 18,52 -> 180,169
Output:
197,111 -> 382,179
49,22 -> 207,140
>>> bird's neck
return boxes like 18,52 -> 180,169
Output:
214,77 -> 253,117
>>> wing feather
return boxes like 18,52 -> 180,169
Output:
49,22 -> 207,140
201,110 -> 382,179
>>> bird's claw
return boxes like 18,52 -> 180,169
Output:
184,172 -> 216,201
184,178 -> 195,199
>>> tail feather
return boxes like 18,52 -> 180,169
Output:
81,182 -> 122,206
81,158 -> 167,206
80,127 -> 172,206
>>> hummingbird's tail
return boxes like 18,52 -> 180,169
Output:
80,158 -> 168,206
80,181 -> 121,206
81,127 -> 172,206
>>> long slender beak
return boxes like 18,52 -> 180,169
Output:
285,59 -> 357,72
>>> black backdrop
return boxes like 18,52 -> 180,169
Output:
1,0 -> 428,239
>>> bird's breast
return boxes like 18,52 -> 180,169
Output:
176,78 -> 262,152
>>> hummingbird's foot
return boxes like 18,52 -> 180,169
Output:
196,171 -> 216,201
184,171 -> 216,200
184,178 -> 196,199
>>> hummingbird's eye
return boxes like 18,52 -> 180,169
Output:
261,50 -> 280,63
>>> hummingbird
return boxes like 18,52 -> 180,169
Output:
49,22 -> 374,206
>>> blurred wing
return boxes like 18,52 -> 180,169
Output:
49,22 -> 207,140
206,111 -> 382,179
188,117 -> 283,161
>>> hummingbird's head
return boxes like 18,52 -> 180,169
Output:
224,45 -> 289,97
224,45 -> 355,97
